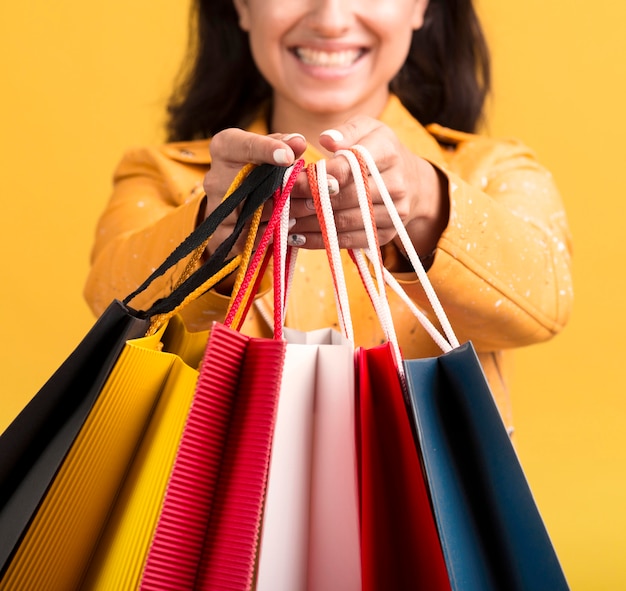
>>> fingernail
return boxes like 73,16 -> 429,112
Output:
288,218 -> 297,229
283,133 -> 306,142
327,176 -> 339,195
273,148 -> 293,165
305,198 -> 315,211
287,234 -> 306,247
320,129 -> 344,142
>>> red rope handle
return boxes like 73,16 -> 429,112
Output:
224,160 -> 305,334
306,163 -> 349,327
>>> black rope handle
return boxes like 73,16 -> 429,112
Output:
140,166 -> 285,318
123,164 -> 285,305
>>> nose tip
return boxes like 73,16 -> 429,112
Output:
306,0 -> 355,36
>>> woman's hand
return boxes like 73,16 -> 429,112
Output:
288,116 -> 449,261
201,128 -> 307,258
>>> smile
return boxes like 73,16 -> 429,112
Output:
294,47 -> 364,68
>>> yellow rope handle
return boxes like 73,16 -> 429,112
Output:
152,200 -> 264,335
146,256 -> 242,335
173,164 -> 256,290
147,164 -> 262,335
224,203 -> 265,329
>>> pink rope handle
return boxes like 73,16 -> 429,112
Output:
351,144 -> 459,349
306,161 -> 354,342
224,160 -> 304,335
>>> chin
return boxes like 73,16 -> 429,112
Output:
292,91 -> 377,118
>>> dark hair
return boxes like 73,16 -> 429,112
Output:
166,0 -> 490,141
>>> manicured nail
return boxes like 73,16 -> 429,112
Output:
273,148 -> 293,165
287,234 -> 306,247
327,176 -> 339,195
283,133 -> 306,142
305,198 -> 315,211
288,218 -> 297,229
320,129 -> 344,142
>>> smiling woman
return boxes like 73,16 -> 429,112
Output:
233,0 -> 428,126
84,0 -> 572,443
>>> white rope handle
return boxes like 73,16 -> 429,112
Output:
350,249 -> 396,343
379,264 -> 453,352
335,150 -> 404,374
313,158 -> 355,343
350,144 -> 460,349
275,165 -> 299,329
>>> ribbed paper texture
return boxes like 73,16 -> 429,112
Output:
81,358 -> 200,590
195,335 -> 285,591
140,323 -> 249,590
0,333 -> 172,591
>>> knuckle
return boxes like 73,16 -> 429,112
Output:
209,129 -> 231,153
244,136 -> 257,163
333,210 -> 350,233
337,231 -> 359,250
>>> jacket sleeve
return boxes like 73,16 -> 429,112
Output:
396,136 -> 574,351
83,146 -> 211,317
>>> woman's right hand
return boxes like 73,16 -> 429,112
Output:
201,128 -> 307,262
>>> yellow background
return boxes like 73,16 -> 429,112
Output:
0,1 -> 624,588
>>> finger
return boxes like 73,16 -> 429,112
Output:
268,132 -> 308,160
321,120 -> 404,188
318,116 -> 386,152
210,128 -> 306,168
290,203 -> 396,246
290,229 -> 370,251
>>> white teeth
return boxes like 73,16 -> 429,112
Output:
295,47 -> 362,67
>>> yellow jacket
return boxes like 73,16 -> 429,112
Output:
84,96 -> 573,431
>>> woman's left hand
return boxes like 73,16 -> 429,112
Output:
288,116 -> 449,258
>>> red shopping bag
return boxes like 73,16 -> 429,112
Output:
356,342 -> 450,591
139,162 -> 303,591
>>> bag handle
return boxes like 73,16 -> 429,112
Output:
311,155 -> 403,379
310,147 -> 454,356
233,158 -> 355,342
223,161 -> 305,339
307,160 -> 355,343
123,164 -> 286,319
349,145 -> 460,348
337,145 -> 459,352
146,200 -> 266,336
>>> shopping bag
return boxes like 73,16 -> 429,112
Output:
404,344 -> 569,591
0,321 -> 204,591
0,300 -> 148,575
0,162 -> 287,585
76,316 -> 210,591
137,162 -> 303,591
356,343 -> 451,591
255,326 -> 361,591
347,145 -> 569,591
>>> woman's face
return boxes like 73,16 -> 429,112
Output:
233,0 -> 429,124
